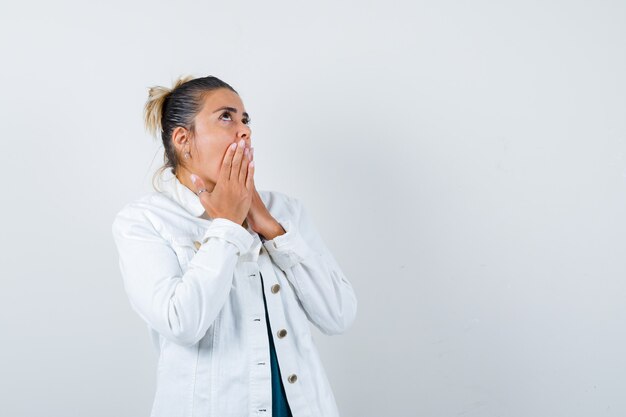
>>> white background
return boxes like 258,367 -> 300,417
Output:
1,1 -> 625,416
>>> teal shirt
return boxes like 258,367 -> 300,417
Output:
260,271 -> 293,417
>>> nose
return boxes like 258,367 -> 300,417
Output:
238,122 -> 252,145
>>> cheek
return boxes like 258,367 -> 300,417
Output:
207,146 -> 229,177
210,154 -> 222,177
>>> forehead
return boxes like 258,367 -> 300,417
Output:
199,88 -> 246,115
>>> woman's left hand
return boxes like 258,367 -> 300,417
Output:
245,147 -> 286,240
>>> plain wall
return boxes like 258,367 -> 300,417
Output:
1,1 -> 625,416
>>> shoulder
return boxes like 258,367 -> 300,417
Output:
113,192 -> 158,218
258,189 -> 303,215
257,190 -> 312,232
111,192 -> 175,234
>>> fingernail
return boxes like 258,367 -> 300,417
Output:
230,143 -> 237,150
190,174 -> 197,184
239,139 -> 245,147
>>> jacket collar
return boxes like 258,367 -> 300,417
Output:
155,167 -> 206,217
154,167 -> 264,260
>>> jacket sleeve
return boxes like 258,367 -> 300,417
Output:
262,196 -> 358,335
111,206 -> 254,347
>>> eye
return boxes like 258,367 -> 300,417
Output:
220,111 -> 233,121
220,111 -> 251,126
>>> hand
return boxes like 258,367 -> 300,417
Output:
245,147 -> 286,240
244,146 -> 268,228
189,139 -> 255,225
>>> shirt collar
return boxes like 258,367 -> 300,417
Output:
155,167 -> 207,217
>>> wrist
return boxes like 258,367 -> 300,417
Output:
260,221 -> 286,241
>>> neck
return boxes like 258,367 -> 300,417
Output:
175,167 -> 248,227
175,166 -> 216,194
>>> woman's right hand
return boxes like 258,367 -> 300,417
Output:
190,139 -> 255,225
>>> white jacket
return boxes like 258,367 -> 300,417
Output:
111,167 -> 358,417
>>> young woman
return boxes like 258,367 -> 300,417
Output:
111,75 -> 358,417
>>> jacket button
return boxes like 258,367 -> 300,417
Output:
193,241 -> 201,250
271,284 -> 281,293
287,374 -> 298,383
277,329 -> 287,338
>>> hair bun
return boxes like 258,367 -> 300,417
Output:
143,75 -> 196,139
144,86 -> 171,139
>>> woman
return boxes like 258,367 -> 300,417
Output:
111,75 -> 358,417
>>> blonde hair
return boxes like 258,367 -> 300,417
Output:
143,75 -> 239,190
144,75 -> 195,139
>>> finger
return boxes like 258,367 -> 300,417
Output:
231,139 -> 245,182
245,160 -> 255,190
190,173 -> 209,198
240,147 -> 250,185
219,142 -> 237,182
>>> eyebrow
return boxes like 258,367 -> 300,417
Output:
213,106 -> 250,119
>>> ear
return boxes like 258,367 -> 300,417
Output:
171,126 -> 190,150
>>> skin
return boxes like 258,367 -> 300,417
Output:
171,88 -> 285,241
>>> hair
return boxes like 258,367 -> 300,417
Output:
144,74 -> 238,190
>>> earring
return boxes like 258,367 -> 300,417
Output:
184,151 -> 191,159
